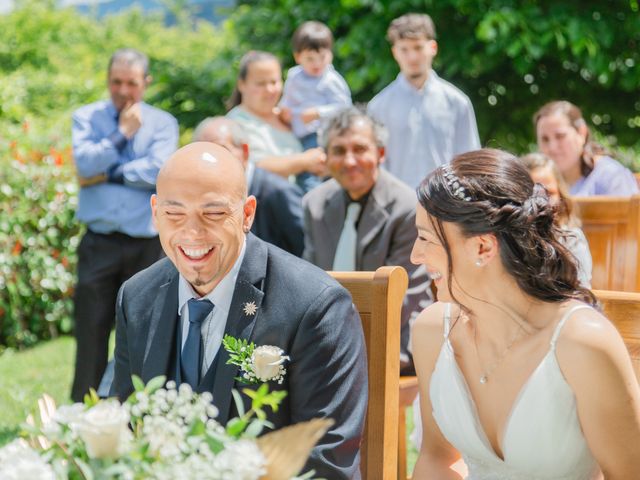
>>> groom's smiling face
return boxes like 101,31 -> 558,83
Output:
152,143 -> 256,296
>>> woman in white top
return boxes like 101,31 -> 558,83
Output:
226,50 -> 327,179
410,149 -> 640,479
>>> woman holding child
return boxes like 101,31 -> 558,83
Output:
226,50 -> 327,181
410,148 -> 640,479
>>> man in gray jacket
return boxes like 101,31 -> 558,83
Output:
303,107 -> 431,374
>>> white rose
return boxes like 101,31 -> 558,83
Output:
251,346 -> 288,382
52,403 -> 85,427
77,399 -> 130,459
0,440 -> 55,480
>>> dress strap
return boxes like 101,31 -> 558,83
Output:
549,304 -> 593,349
443,303 -> 452,339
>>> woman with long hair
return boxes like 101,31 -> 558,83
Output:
534,100 -> 638,196
411,149 -> 640,479
226,51 -> 327,179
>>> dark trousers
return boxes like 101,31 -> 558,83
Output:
70,230 -> 162,402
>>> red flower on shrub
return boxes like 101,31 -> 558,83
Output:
22,121 -> 29,133
50,147 -> 65,166
11,240 -> 22,256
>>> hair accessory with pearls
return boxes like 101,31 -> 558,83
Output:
441,164 -> 472,202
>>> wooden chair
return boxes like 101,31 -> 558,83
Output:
573,195 -> 640,292
594,289 -> 640,380
330,266 -> 407,480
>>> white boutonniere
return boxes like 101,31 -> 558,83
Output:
223,335 -> 290,384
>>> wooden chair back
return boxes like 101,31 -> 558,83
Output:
594,289 -> 640,381
573,195 -> 640,292
330,266 -> 407,480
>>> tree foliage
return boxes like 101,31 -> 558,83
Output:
228,0 -> 640,156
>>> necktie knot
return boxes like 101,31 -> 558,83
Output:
187,298 -> 214,326
346,202 -> 361,221
332,202 -> 362,271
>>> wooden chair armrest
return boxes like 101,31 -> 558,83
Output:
399,375 -> 419,408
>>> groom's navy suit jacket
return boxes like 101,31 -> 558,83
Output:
110,234 -> 368,479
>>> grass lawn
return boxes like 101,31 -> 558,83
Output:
0,336 -> 75,446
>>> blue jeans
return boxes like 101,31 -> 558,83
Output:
296,133 -> 323,193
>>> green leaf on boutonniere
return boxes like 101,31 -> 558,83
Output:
132,375 -> 145,392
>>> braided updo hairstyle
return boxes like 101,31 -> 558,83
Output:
417,148 -> 596,306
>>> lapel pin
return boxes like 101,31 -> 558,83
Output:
243,301 -> 257,316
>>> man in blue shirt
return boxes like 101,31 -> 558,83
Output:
70,48 -> 179,401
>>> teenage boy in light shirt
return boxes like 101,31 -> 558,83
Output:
368,13 -> 480,189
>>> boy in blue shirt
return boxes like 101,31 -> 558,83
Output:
279,21 -> 352,192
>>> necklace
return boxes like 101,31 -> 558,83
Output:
472,305 -> 532,385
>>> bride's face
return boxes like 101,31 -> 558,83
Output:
412,204 -> 485,303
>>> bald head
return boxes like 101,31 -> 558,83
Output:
192,117 -> 249,168
152,142 -> 257,296
158,142 -> 247,200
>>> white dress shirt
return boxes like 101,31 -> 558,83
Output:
178,239 -> 247,376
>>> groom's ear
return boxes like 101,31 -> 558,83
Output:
242,195 -> 257,233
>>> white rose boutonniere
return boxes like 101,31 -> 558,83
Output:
223,335 -> 290,384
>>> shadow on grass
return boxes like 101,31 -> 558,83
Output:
0,426 -> 19,447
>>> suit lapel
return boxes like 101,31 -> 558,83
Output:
142,271 -> 179,383
212,234 -> 267,424
322,189 -> 346,268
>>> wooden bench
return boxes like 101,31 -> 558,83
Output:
573,195 -> 640,292
330,266 -> 407,480
594,289 -> 640,380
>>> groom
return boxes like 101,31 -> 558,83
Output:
110,142 -> 368,478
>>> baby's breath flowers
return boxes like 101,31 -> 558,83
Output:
5,376 -> 290,480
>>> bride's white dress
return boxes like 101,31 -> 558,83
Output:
429,303 -> 601,479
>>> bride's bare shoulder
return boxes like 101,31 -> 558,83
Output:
413,302 -> 455,348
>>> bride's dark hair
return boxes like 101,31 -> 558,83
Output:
417,148 -> 596,306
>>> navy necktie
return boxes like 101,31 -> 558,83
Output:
181,298 -> 214,388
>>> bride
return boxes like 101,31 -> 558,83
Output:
410,149 -> 640,479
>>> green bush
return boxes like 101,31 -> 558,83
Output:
0,155 -> 81,353
0,1 -> 232,350
227,0 -> 640,156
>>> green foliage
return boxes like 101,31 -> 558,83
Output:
0,1 -> 233,350
228,0 -> 640,155
0,156 -> 81,351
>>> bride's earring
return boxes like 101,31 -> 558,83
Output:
475,259 -> 483,267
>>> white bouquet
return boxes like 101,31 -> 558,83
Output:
1,374 -> 332,480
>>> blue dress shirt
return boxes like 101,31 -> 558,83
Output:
72,100 -> 178,237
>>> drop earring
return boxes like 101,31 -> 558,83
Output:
475,259 -> 483,267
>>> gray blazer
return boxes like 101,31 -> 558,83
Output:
303,169 -> 431,373
110,234 -> 367,479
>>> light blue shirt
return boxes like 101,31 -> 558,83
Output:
570,156 -> 639,196
72,100 -> 179,237
368,71 -> 480,188
279,64 -> 352,138
178,239 -> 246,376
